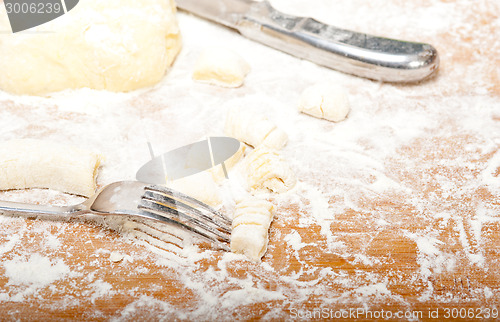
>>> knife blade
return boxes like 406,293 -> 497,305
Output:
176,0 -> 439,82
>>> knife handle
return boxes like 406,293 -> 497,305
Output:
237,1 -> 439,82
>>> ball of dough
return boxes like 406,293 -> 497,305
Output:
298,82 -> 351,122
0,0 -> 182,95
192,47 -> 250,88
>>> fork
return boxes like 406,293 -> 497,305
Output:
0,181 -> 232,251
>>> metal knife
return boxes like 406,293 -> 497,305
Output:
176,0 -> 439,82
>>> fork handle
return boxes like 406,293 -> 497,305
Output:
0,200 -> 84,218
238,1 -> 439,82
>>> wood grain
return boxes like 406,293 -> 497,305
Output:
0,0 -> 499,320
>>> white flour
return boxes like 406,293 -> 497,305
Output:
2,253 -> 72,302
4,253 -> 70,287
0,0 -> 499,320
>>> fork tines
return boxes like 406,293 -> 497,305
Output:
138,185 -> 232,251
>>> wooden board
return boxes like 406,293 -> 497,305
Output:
0,0 -> 499,320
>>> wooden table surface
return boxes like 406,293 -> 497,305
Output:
0,0 -> 499,320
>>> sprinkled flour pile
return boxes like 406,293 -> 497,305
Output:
0,0 -> 499,320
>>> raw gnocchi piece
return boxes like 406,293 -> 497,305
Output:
164,138 -> 246,204
298,82 -> 350,122
244,147 -> 296,193
192,47 -> 250,88
232,212 -> 273,229
224,107 -> 288,150
209,142 -> 246,183
167,171 -> 221,206
0,139 -> 103,197
230,198 -> 274,261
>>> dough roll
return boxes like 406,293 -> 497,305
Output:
0,139 -> 103,197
